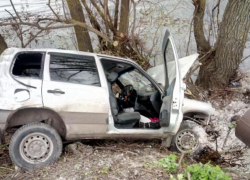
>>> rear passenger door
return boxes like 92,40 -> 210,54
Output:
42,52 -> 109,138
4,52 -> 44,110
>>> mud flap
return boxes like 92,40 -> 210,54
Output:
161,135 -> 172,147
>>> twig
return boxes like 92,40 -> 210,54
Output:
184,63 -> 202,83
9,0 -> 22,22
241,54 -> 250,62
47,0 -> 61,20
0,167 -> 14,171
222,128 -> 231,150
178,153 -> 185,171
187,171 -> 191,180
186,18 -> 194,56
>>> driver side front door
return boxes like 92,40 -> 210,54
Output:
159,30 -> 183,132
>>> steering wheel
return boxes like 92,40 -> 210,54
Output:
119,85 -> 136,108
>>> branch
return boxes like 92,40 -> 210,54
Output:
10,0 -> 22,22
5,9 -> 24,47
23,22 -> 53,47
241,54 -> 250,62
81,0 -> 103,45
90,0 -> 116,33
186,18 -> 194,56
0,19 -> 111,43
47,0 -> 61,20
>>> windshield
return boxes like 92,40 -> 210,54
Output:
118,69 -> 156,93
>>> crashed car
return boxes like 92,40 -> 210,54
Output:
0,30 -> 214,170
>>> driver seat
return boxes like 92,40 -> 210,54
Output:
107,72 -> 140,127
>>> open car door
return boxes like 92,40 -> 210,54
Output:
159,30 -> 182,130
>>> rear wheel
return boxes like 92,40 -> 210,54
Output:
9,123 -> 62,170
171,120 -> 204,153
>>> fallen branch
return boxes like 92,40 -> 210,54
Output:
178,153 -> 185,171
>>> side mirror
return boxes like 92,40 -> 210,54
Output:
14,89 -> 30,102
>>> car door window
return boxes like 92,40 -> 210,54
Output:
50,54 -> 100,86
165,40 -> 176,89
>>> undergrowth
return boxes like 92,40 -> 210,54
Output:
148,154 -> 232,180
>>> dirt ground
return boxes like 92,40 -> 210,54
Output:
0,139 -> 249,180
0,140 -> 179,180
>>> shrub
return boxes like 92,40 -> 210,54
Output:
155,154 -> 178,173
187,162 -> 231,180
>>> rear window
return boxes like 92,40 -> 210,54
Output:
12,53 -> 43,79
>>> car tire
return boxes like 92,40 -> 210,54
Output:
171,120 -> 204,154
9,123 -> 62,170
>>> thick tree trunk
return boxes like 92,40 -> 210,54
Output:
0,34 -> 7,54
67,0 -> 93,52
196,0 -> 250,89
119,0 -> 130,35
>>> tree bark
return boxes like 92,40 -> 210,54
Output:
192,0 -> 211,53
114,0 -> 120,30
196,0 -> 250,90
119,0 -> 130,35
0,34 -> 7,55
67,0 -> 93,52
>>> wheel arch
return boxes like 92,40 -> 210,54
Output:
183,111 -> 210,125
4,107 -> 66,138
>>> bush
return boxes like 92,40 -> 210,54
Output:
187,162 -> 231,180
155,154 -> 178,173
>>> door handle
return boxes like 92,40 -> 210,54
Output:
47,89 -> 65,94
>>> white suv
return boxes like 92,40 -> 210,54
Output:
0,30 -> 214,170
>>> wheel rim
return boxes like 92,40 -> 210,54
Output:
175,129 -> 199,153
19,132 -> 53,164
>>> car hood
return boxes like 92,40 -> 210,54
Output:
147,53 -> 199,84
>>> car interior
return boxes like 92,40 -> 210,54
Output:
101,59 -> 162,129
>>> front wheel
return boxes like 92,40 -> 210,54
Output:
9,123 -> 62,170
171,120 -> 206,154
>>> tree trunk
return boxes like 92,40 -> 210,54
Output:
196,0 -> 250,89
192,0 -> 211,53
119,0 -> 130,35
67,0 -> 93,52
0,34 -> 7,54
114,0 -> 120,30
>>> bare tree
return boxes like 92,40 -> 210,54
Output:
193,0 -> 250,90
0,34 -> 7,54
0,0 -> 178,70
66,0 -> 93,52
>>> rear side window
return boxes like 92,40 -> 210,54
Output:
12,53 -> 43,79
49,54 -> 100,86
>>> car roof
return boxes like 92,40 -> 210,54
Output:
3,47 -> 137,65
